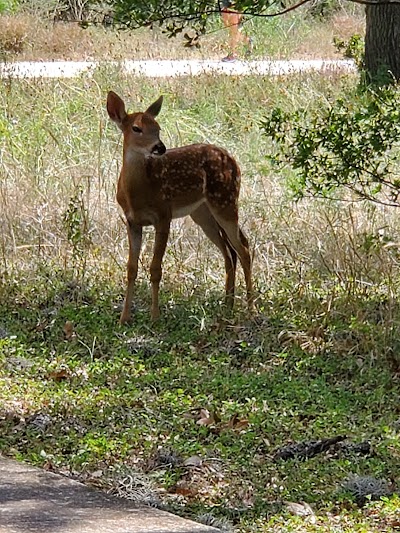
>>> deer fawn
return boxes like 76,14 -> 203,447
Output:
107,91 -> 253,323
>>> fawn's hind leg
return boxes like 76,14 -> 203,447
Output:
191,204 -> 237,307
208,210 -> 253,310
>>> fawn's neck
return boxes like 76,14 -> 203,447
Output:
122,149 -> 150,181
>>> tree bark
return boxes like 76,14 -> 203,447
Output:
364,3 -> 400,81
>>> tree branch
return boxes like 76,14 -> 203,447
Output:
148,0 -> 400,24
113,0 -> 400,32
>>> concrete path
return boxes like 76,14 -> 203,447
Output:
0,457 -> 218,533
0,58 -> 356,78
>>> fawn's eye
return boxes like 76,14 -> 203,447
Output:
132,125 -> 142,133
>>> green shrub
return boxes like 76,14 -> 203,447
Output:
334,33 -> 365,71
308,0 -> 342,19
262,85 -> 400,206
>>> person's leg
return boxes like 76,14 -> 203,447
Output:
221,9 -> 251,60
221,9 -> 243,60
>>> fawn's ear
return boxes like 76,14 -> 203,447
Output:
145,96 -> 163,117
107,91 -> 127,129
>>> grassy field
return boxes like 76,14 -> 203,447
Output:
0,7 -> 365,61
1,8 -> 400,533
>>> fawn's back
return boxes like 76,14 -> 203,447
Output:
140,143 -> 241,218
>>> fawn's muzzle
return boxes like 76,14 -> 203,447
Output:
151,142 -> 166,156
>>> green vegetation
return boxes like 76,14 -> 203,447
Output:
1,67 -> 400,531
1,6 -> 400,528
0,0 -> 17,13
262,84 -> 400,206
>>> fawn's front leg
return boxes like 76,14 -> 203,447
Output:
150,220 -> 171,320
120,221 -> 143,324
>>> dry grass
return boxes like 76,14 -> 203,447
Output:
0,9 -> 365,62
1,70 -> 398,313
0,14 -> 33,54
295,12 -> 365,59
0,15 -> 226,61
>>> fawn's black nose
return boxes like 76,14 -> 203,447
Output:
152,142 -> 166,156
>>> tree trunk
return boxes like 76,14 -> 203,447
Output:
365,3 -> 400,81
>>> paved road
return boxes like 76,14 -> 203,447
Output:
0,58 -> 355,78
0,456 -> 218,533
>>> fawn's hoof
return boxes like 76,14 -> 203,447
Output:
120,312 -> 132,325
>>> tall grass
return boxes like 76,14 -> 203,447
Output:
1,68 -> 400,325
2,64 -> 400,533
0,7 -> 364,61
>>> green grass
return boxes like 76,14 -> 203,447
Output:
1,264 -> 400,531
1,68 -> 400,531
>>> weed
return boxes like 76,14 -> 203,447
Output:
62,184 -> 91,275
0,14 -> 31,55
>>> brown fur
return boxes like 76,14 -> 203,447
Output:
107,91 -> 253,323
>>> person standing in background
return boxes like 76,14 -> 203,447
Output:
220,0 -> 252,62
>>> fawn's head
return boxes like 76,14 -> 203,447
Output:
107,91 -> 166,157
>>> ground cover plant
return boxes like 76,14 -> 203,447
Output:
1,67 -> 400,531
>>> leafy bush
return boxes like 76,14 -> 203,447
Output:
308,0 -> 342,19
262,85 -> 400,206
334,33 -> 365,71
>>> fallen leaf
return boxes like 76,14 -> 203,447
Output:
197,416 -> 214,426
199,408 -> 210,419
48,369 -> 70,381
227,413 -> 249,430
169,482 -> 198,497
284,501 -> 315,517
42,460 -> 55,471
183,455 -> 203,468
197,409 -> 221,426
63,321 -> 74,340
